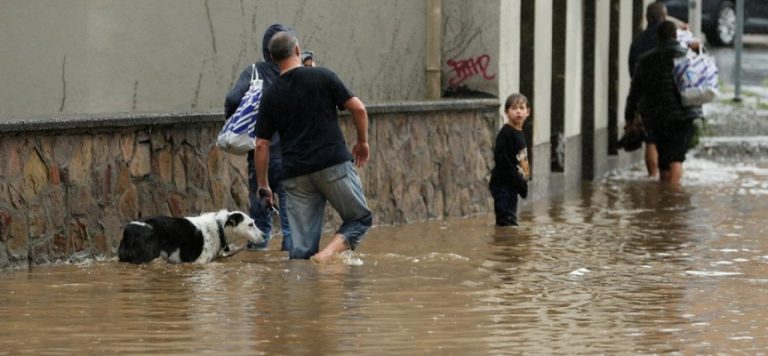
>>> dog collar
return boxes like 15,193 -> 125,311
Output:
217,223 -> 231,253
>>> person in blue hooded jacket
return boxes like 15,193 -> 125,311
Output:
225,24 -> 293,251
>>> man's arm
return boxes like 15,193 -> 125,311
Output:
343,97 -> 369,167
254,138 -> 273,204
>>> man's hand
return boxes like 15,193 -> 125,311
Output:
352,141 -> 369,167
688,39 -> 701,52
343,97 -> 370,168
258,186 -> 274,207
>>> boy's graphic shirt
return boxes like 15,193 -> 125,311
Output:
489,125 -> 528,189
516,146 -> 529,179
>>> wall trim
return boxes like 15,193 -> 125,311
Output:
0,99 -> 500,134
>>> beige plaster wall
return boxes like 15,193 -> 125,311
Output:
0,0 -> 428,118
497,0 -> 522,119
594,0 -> 612,131
442,0 -> 503,97
533,0 -> 553,146
619,0 -> 637,132
564,0 -> 584,138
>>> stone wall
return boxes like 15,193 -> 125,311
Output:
360,100 -> 499,224
0,99 -> 499,268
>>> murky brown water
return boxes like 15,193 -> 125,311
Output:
2,157 -> 768,355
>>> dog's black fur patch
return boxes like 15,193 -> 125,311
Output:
118,217 -> 205,264
225,212 -> 246,227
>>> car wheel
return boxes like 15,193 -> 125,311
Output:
706,1 -> 736,46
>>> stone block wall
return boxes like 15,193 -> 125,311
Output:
358,100 -> 499,225
0,114 -> 250,268
0,99 -> 499,268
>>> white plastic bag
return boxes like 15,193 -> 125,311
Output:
673,48 -> 719,107
217,64 -> 263,154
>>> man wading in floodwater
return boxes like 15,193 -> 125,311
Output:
253,31 -> 373,263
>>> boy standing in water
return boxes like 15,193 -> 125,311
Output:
489,94 -> 530,226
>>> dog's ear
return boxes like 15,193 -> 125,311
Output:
225,212 -> 246,227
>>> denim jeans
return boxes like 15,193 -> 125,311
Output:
282,161 -> 373,259
490,184 -> 519,226
248,156 -> 292,251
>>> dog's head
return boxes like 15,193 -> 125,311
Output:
222,210 -> 264,245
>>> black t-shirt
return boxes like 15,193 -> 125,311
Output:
255,66 -> 354,179
489,125 -> 529,188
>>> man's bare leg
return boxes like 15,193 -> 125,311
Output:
666,162 -> 683,184
311,234 -> 349,264
659,163 -> 683,184
645,143 -> 659,177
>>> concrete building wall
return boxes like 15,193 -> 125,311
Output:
497,0 -> 522,111
533,0 -> 553,147
442,0 -> 504,97
619,0 -> 635,110
594,0 -> 611,132
561,1 -> 585,189
591,0 -> 612,178
0,0 -> 428,118
564,1 -> 584,138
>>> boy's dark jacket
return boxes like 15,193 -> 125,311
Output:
489,126 -> 528,199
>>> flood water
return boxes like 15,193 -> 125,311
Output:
1,156 -> 767,355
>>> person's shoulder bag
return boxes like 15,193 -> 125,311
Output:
673,47 -> 719,107
217,64 -> 263,154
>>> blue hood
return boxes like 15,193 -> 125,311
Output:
262,24 -> 292,63
257,24 -> 294,85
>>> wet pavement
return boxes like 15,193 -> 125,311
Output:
1,154 -> 767,354
2,79 -> 767,354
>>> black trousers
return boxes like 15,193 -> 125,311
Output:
490,184 -> 519,226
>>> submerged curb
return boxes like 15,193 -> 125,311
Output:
695,136 -> 768,160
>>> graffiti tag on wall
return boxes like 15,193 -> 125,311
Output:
447,54 -> 496,86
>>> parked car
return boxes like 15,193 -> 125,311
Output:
660,0 -> 768,46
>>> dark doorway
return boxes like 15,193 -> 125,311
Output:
581,0 -> 596,180
550,0 -> 567,173
608,0 -> 620,155
632,0 -> 643,37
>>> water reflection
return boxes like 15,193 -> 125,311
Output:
1,160 -> 767,354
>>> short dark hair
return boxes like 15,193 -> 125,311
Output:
268,31 -> 298,62
656,20 -> 677,42
504,93 -> 529,111
646,2 -> 667,23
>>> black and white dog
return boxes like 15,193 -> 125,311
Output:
118,210 -> 264,264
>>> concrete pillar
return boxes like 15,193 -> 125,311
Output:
688,0 -> 703,37
497,0 -> 522,113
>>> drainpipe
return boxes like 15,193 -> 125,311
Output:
733,0 -> 744,102
426,0 -> 442,100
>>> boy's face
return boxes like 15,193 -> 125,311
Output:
506,102 -> 529,126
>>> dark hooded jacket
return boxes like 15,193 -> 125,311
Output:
628,21 -> 661,77
225,24 -> 290,158
625,38 -> 703,129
